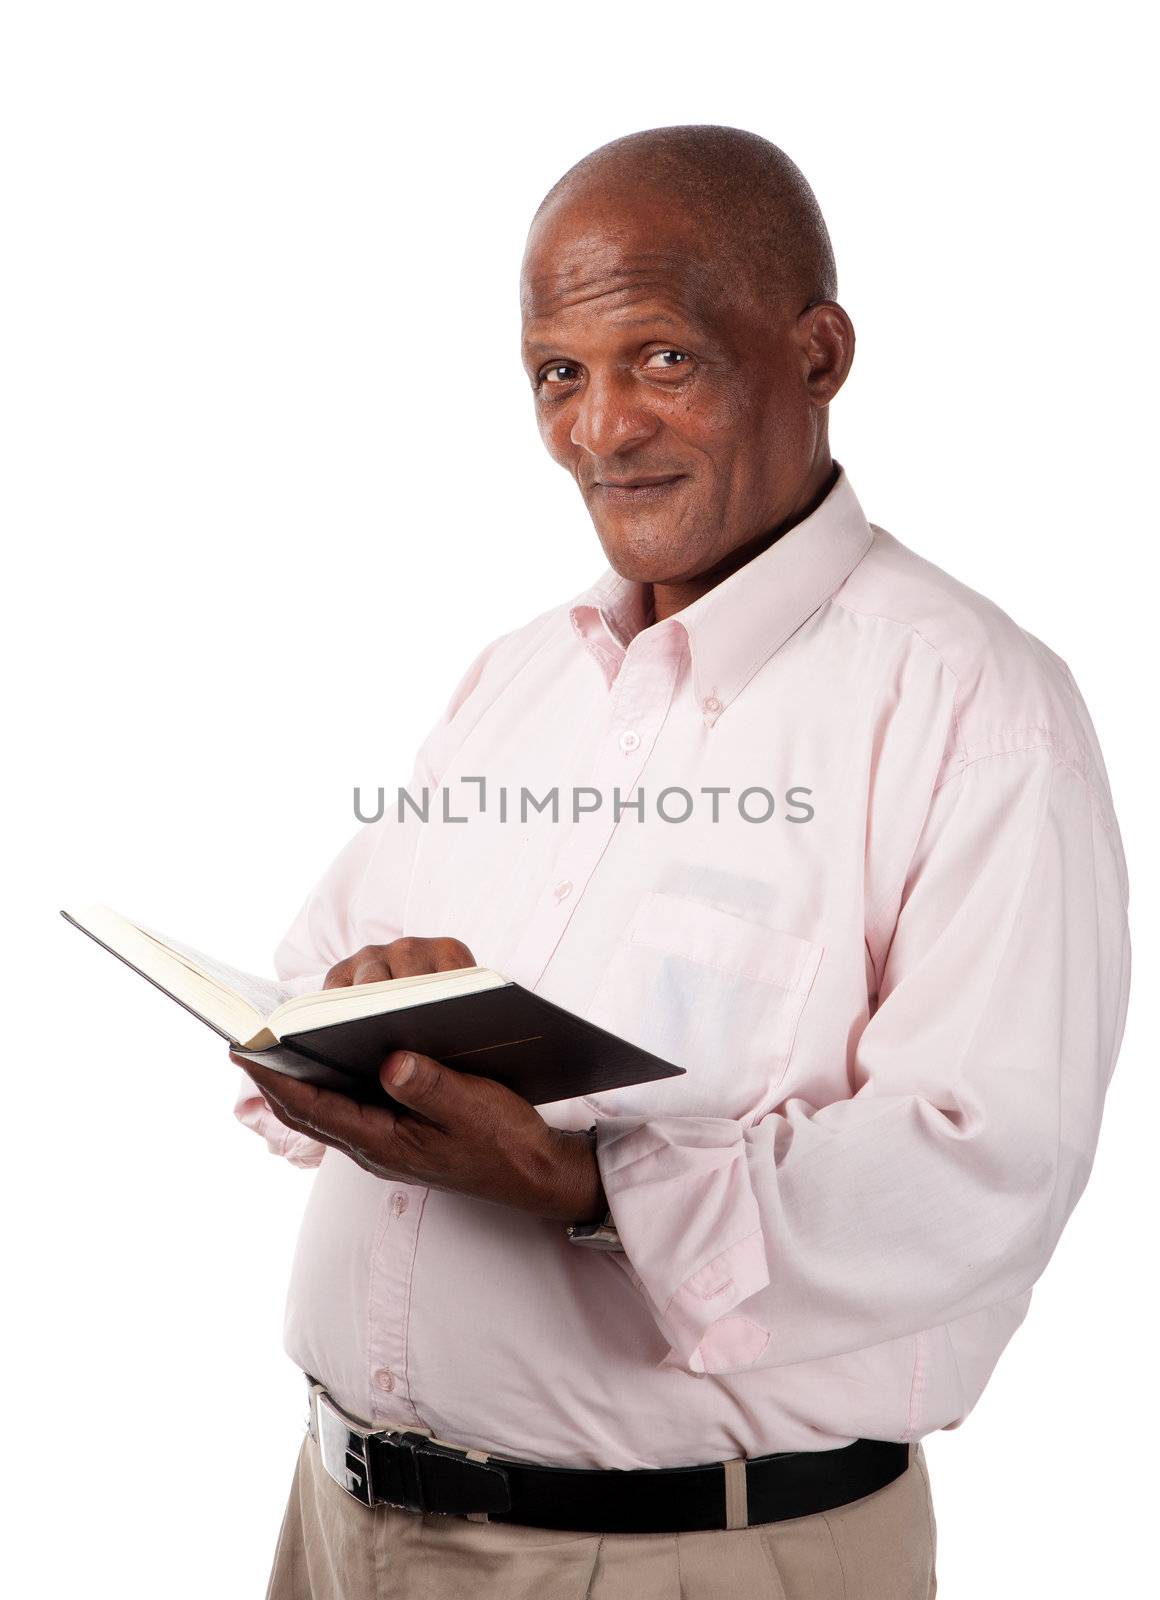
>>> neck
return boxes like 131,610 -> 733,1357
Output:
649,454 -> 838,624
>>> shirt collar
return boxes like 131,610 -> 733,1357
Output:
567,466 -> 874,726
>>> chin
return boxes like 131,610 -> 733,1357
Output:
595,523 -> 693,585
601,549 -> 670,584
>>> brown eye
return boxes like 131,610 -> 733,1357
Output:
644,350 -> 690,369
540,364 -> 579,386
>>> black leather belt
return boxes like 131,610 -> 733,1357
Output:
304,1374 -> 911,1534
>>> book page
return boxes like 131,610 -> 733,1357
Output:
273,966 -> 507,1037
63,904 -> 276,1045
137,926 -> 294,1018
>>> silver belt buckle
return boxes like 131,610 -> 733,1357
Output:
305,1376 -> 513,1519
309,1383 -> 397,1509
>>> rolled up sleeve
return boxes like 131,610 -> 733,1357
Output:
233,824 -> 390,1168
596,741 -> 1131,1377
233,1080 -> 330,1168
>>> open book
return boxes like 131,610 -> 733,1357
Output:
61,904 -> 686,1107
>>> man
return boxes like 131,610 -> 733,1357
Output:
235,125 -> 1131,1599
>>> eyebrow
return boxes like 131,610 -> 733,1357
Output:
521,313 -> 704,356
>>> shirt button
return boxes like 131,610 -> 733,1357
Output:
374,1368 -> 396,1393
554,880 -> 573,900
390,1191 -> 409,1216
702,695 -> 722,714
619,729 -> 641,752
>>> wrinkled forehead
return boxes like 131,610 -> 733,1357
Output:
520,230 -> 733,331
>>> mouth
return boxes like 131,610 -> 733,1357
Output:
594,474 -> 687,504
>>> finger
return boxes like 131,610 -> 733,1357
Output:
259,1095 -> 354,1155
430,938 -> 478,971
348,955 -> 394,986
377,936 -> 475,980
231,1050 -> 322,1110
254,1078 -> 420,1181
323,945 -> 397,990
247,1072 -> 382,1164
247,1061 -> 400,1149
323,954 -> 377,989
242,1065 -> 324,1130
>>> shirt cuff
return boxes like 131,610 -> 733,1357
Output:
233,1066 -> 327,1169
595,1114 -> 772,1375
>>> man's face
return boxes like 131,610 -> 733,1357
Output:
520,187 -> 821,587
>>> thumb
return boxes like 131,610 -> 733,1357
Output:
380,1050 -> 451,1115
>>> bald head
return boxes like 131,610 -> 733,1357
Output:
531,125 -> 837,313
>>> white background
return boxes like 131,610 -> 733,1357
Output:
2,3 -> 1155,1594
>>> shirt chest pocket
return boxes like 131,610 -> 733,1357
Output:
582,890 -> 824,1125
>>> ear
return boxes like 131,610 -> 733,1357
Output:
794,301 -> 855,407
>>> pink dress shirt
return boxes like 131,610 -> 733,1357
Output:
235,468 -> 1131,1469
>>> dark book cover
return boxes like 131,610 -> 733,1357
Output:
61,909 -> 685,1108
232,983 -> 685,1108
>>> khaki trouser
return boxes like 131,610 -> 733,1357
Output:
265,1426 -> 937,1599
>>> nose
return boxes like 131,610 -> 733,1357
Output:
569,371 -> 659,461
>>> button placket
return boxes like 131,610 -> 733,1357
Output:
505,637 -> 683,990
367,1187 -> 425,1426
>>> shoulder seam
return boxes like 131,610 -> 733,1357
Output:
830,593 -> 967,771
830,594 -> 1100,806
830,594 -> 962,689
933,739 -> 1117,841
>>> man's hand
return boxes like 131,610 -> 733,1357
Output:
231,935 -> 607,1225
319,935 -> 477,990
